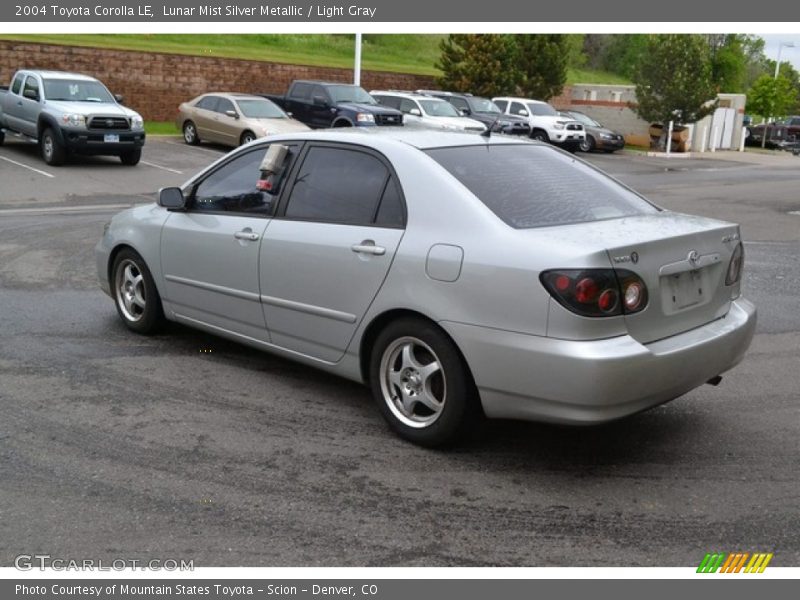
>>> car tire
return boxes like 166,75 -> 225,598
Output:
111,249 -> 165,335
120,148 -> 142,166
41,128 -> 66,166
530,129 -> 549,143
0,130 -> 5,146
369,317 -> 481,447
579,135 -> 595,152
332,119 -> 353,127
183,120 -> 200,145
240,130 -> 257,146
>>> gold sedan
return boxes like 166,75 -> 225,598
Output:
177,93 -> 309,147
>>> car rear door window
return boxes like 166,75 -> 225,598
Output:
374,178 -> 405,228
426,144 -> 658,229
11,73 -> 23,95
494,100 -> 508,112
375,95 -> 401,110
196,96 -> 219,111
284,146 -> 389,225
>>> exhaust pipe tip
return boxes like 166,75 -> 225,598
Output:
706,375 -> 723,386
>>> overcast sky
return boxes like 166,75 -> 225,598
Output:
760,34 -> 800,71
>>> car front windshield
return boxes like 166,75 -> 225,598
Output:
470,98 -> 501,114
237,99 -> 287,119
327,85 -> 377,105
527,102 -> 558,117
43,79 -> 114,103
426,144 -> 658,229
419,100 -> 460,117
570,112 -> 601,127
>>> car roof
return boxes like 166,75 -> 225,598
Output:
256,129 -> 537,152
23,70 -> 98,82
493,97 -> 548,105
199,92 -> 269,101
371,90 -> 448,102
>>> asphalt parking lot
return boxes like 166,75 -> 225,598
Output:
1,137 -> 799,567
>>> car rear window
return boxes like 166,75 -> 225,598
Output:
425,144 -> 658,229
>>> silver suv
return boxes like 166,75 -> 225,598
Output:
0,69 -> 145,165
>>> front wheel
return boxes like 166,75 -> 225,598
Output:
120,148 -> 142,166
111,249 -> 165,334
369,318 -> 481,447
579,135 -> 595,152
530,129 -> 549,143
41,128 -> 66,166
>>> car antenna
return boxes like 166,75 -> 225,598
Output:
481,116 -> 498,139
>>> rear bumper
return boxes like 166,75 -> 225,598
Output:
441,298 -> 756,424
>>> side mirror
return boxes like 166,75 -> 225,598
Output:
158,187 -> 186,209
408,108 -> 422,117
225,110 -> 239,119
23,89 -> 39,101
459,109 -> 470,116
517,109 -> 529,117
312,95 -> 328,107
114,93 -> 124,104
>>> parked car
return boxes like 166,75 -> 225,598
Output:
96,131 -> 756,447
415,90 -> 530,136
177,93 -> 309,148
746,116 -> 800,148
560,110 -> 625,153
494,96 -> 585,151
371,91 -> 486,133
262,80 -> 403,129
0,69 -> 145,165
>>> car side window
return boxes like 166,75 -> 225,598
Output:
792,118 -> 800,126
196,96 -> 219,111
510,102 -> 526,116
22,76 -> 40,100
375,95 -> 400,110
11,73 -> 24,95
284,146 -> 389,225
216,98 -> 235,116
451,97 -> 469,111
494,100 -> 508,112
399,99 -> 418,114
374,177 -> 405,228
311,85 -> 329,104
289,82 -> 313,100
191,148 -> 275,215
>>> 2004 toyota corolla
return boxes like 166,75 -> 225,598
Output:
96,131 -> 756,446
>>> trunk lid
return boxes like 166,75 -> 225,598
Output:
528,212 -> 740,344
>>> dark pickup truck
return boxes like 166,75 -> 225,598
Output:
746,116 -> 800,148
263,80 -> 403,129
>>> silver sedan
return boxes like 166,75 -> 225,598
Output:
96,131 -> 756,446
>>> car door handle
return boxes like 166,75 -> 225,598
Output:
234,229 -> 260,242
351,241 -> 386,256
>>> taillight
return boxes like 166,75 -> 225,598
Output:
540,269 -> 648,318
725,242 -> 744,286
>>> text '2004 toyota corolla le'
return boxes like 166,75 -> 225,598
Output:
96,131 -> 756,446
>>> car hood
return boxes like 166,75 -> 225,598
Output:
337,102 -> 401,115
424,116 -> 486,130
45,100 -> 139,118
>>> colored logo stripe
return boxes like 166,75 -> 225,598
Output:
697,553 -> 726,573
697,552 -> 773,573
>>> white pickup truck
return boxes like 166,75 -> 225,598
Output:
0,69 -> 145,166
493,96 -> 585,152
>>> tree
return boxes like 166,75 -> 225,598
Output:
601,35 -> 648,79
633,34 -> 718,126
746,74 -> 798,118
514,35 -> 569,100
436,34 -> 518,97
707,34 -> 747,93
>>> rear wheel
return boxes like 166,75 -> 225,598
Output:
239,130 -> 257,146
41,128 -> 66,166
579,135 -> 595,152
369,318 -> 481,447
183,120 -> 200,145
120,148 -> 141,166
111,249 -> 165,334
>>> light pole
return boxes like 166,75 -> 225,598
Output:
354,33 -> 362,86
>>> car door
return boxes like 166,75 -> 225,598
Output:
160,143 -> 299,341
3,73 -> 26,132
19,75 -> 42,137
259,143 -> 406,362
192,95 -> 220,141
309,85 -> 334,128
399,98 -> 424,127
213,97 -> 241,146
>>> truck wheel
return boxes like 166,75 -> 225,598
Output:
182,121 -> 200,145
120,148 -> 142,166
41,128 -> 66,166
531,129 -> 549,143
0,130 -> 5,146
